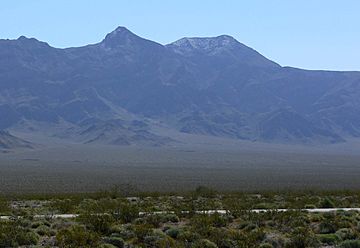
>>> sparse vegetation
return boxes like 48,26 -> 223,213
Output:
1,188 -> 360,247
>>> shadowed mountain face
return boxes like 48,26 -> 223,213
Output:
0,26 -> 359,145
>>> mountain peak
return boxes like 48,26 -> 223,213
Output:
17,36 -> 40,42
101,26 -> 139,48
167,34 -> 279,68
108,26 -> 132,36
15,35 -> 50,48
169,35 -> 240,53
17,35 -> 29,40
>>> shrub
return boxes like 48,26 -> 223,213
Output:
177,229 -> 200,243
56,225 -> 100,247
14,231 -> 39,246
317,233 -> 340,245
110,224 -> 135,240
144,214 -> 164,228
0,221 -> 39,247
264,233 -> 287,248
286,227 -> 318,248
228,228 -> 265,248
318,221 -> 337,234
117,203 -> 139,223
339,240 -> 360,248
133,224 -> 153,243
165,227 -> 180,239
78,213 -> 115,234
31,220 -> 50,228
50,199 -> 77,213
103,237 -> 124,248
192,239 -> 218,248
165,213 -> 180,223
36,224 -> 55,236
210,212 -> 228,227
336,228 -> 356,240
143,230 -> 175,248
154,236 -> 177,248
0,198 -> 10,214
319,197 -> 335,208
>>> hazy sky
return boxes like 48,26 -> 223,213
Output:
1,0 -> 359,71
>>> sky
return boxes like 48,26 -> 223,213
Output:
0,0 -> 359,71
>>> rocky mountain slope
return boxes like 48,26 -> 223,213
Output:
0,130 -> 33,149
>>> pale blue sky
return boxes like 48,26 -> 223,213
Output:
1,0 -> 359,71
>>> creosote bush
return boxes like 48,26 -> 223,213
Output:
56,225 -> 100,247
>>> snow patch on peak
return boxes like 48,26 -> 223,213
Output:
168,35 -> 241,55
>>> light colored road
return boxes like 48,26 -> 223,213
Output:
1,208 -> 360,220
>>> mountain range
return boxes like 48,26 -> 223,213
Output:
1,26 -> 360,147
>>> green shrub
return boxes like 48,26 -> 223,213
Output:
318,221 -> 337,234
134,224 -> 153,243
319,197 -> 335,208
108,223 -> 136,241
264,233 -> 287,248
36,224 -> 55,236
0,198 -> 10,214
317,233 -> 340,245
50,199 -> 78,213
154,236 -> 177,248
165,227 -> 180,239
244,223 -> 258,231
144,214 -> 164,228
31,220 -> 50,229
336,228 -> 356,240
177,229 -> 200,243
117,203 -> 139,223
142,230 -> 175,247
78,213 -> 115,234
103,237 -> 124,248
56,225 -> 100,247
286,227 -> 318,248
192,239 -> 218,248
165,213 -> 180,223
339,240 -> 360,248
227,228 -> 265,248
0,221 -> 39,247
14,231 -> 39,246
210,212 -> 228,227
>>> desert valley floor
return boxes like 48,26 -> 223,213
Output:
1,131 -> 360,194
